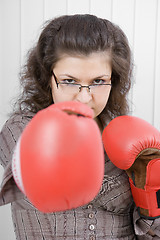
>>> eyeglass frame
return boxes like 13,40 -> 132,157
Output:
52,71 -> 112,93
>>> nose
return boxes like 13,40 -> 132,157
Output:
76,87 -> 92,104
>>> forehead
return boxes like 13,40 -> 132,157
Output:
53,52 -> 112,77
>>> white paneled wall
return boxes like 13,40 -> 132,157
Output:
0,0 -> 160,239
133,0 -> 158,124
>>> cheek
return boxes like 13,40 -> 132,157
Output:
94,91 -> 111,117
51,88 -> 75,104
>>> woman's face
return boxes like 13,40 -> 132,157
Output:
51,52 -> 112,119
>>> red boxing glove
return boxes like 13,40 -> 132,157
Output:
12,101 -> 104,213
102,116 -> 160,218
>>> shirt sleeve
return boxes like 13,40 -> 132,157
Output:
0,113 -> 33,205
133,206 -> 160,239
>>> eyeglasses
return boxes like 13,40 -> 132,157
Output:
52,71 -> 112,95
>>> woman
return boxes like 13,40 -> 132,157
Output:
0,14 -> 159,239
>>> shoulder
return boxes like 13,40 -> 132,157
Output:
0,112 -> 35,167
0,112 -> 35,153
1,112 -> 35,133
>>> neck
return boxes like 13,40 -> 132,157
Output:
94,117 -> 103,134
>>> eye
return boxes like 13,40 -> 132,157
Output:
93,79 -> 105,85
60,79 -> 76,84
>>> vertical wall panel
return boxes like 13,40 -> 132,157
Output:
111,0 -> 135,114
90,0 -> 112,20
21,0 -> 44,66
44,0 -> 67,20
154,1 -> 160,130
132,0 -> 157,124
112,0 -> 135,47
0,1 -> 21,240
0,0 -> 21,129
67,0 -> 90,14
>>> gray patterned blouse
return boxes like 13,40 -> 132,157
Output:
0,113 -> 160,239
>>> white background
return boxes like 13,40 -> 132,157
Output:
0,0 -> 160,239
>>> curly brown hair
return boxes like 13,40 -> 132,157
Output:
16,14 -> 133,123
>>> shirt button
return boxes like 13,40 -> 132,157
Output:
87,204 -> 93,209
89,236 -> 95,240
88,213 -> 94,219
89,224 -> 95,231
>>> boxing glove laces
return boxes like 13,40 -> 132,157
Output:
102,115 -> 160,218
12,101 -> 104,213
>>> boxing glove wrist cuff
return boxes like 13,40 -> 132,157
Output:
12,137 -> 25,195
129,177 -> 160,218
137,208 -> 160,220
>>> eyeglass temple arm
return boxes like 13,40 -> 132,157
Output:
52,71 -> 59,88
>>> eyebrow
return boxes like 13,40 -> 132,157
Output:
59,74 -> 110,80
